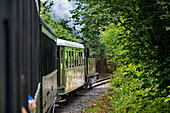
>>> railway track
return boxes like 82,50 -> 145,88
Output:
73,76 -> 111,94
92,76 -> 111,88
54,76 -> 111,113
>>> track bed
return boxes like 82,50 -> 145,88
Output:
54,82 -> 110,113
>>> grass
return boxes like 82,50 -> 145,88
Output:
85,93 -> 113,113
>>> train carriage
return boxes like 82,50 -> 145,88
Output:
40,17 -> 58,113
84,46 -> 99,88
56,39 -> 99,100
57,39 -> 85,96
0,0 -> 40,112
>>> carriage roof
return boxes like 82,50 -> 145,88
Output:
57,38 -> 84,49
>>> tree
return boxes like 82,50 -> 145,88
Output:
40,0 -> 77,42
71,0 -> 170,109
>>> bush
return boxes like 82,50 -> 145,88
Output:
107,64 -> 170,113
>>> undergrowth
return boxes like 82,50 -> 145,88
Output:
86,64 -> 170,113
86,94 -> 112,113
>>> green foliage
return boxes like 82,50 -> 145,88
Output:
40,0 -> 77,42
71,0 -> 170,66
86,107 -> 101,113
107,66 -> 170,112
71,0 -> 113,61
86,102 -> 102,112
71,0 -> 170,112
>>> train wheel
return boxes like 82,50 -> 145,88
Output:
89,83 -> 92,88
84,82 -> 88,89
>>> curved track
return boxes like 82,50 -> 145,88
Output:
54,77 -> 111,113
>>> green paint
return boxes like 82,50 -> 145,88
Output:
42,26 -> 56,41
57,46 -> 85,94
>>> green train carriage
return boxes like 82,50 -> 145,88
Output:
57,39 -> 85,95
57,39 -> 99,100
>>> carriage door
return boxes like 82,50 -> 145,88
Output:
60,47 -> 65,86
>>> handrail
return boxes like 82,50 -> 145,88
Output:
34,83 -> 41,103
43,69 -> 58,79
35,0 -> 39,13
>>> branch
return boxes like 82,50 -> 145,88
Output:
131,0 -> 138,13
117,17 -> 155,59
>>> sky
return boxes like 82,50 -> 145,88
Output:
41,0 -> 84,32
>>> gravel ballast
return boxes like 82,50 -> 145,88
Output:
55,83 -> 110,113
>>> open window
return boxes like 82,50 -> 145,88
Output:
69,51 -> 71,68
66,51 -> 68,68
74,52 -> 77,67
72,51 -> 74,67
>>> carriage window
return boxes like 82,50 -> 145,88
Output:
74,52 -> 76,67
72,51 -> 74,56
80,52 -> 82,65
79,52 -> 81,66
72,51 -> 74,67
69,51 -> 71,57
66,51 -> 68,68
81,52 -> 83,65
61,50 -> 63,58
42,33 -> 56,76
69,51 -> 71,68
77,52 -> 78,66
82,52 -> 84,65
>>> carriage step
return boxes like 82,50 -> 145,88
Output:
56,99 -> 66,103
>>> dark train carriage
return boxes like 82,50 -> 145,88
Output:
0,0 -> 40,112
0,0 -> 99,112
86,58 -> 99,87
57,39 -> 85,96
84,46 -> 99,87
40,17 -> 58,113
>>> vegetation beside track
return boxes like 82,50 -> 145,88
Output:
86,66 -> 170,113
